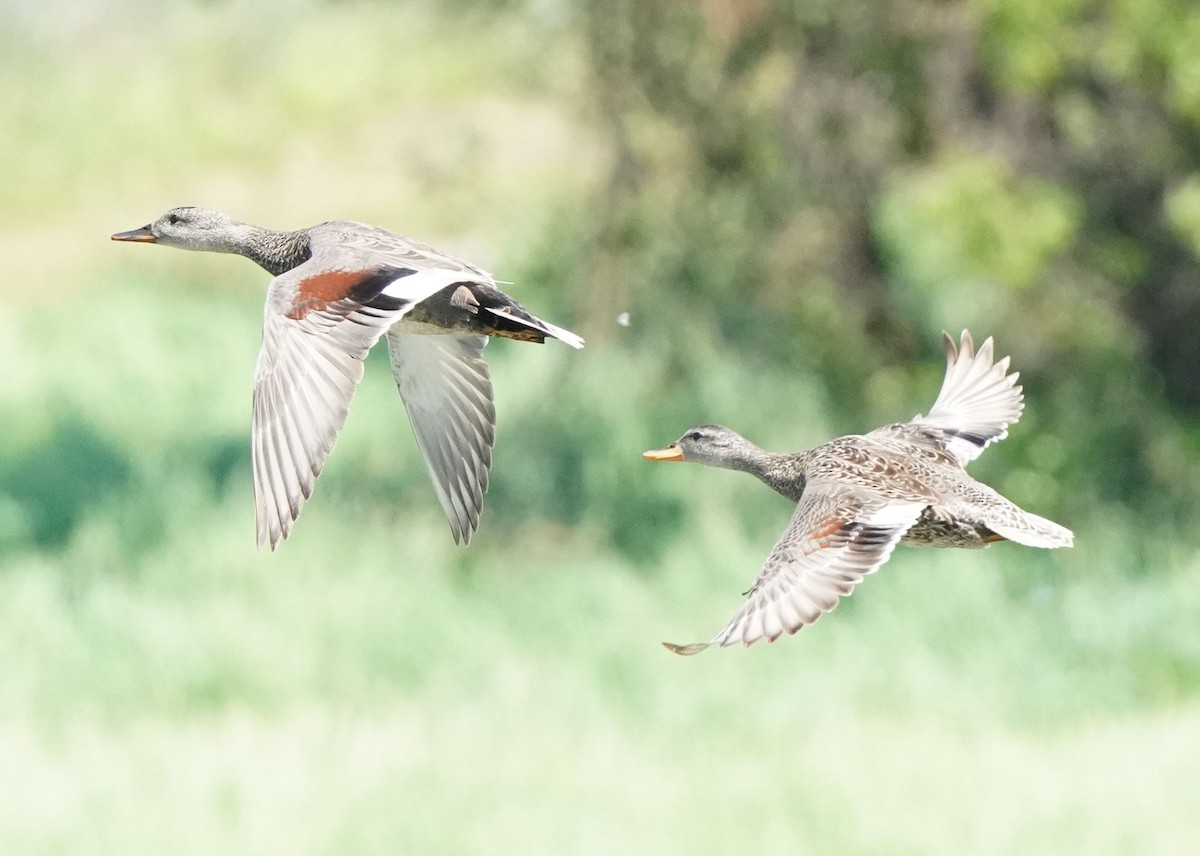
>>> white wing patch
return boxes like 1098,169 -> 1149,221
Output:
379,268 -> 474,302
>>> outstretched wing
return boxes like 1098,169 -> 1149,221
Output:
664,488 -> 925,655
871,330 -> 1024,466
386,331 -> 496,545
252,260 -> 470,549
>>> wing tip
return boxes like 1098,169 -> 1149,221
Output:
663,640 -> 711,656
452,522 -> 477,547
257,525 -> 286,551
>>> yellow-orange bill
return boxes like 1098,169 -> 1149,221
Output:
642,446 -> 683,461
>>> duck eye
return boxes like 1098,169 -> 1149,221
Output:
689,431 -> 702,441
167,213 -> 180,225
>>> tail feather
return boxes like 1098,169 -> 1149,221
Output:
985,509 -> 1074,549
483,305 -> 585,349
947,477 -> 1074,549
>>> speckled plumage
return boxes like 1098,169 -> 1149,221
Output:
644,331 -> 1073,655
113,206 -> 583,550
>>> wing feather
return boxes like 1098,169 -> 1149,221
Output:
386,331 -> 496,545
870,330 -> 1024,466
665,488 -> 925,655
252,262 -> 463,549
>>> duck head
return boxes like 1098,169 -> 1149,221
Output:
643,424 -> 759,470
112,207 -> 252,254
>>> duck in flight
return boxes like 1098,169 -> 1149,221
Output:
114,207 -> 583,549
644,331 -> 1072,654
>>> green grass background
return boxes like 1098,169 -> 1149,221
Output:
2,1 -> 1198,853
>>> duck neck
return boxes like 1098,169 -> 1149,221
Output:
232,225 -> 312,276
725,444 -> 807,502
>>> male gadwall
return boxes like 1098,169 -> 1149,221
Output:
644,331 -> 1072,654
114,207 -> 583,549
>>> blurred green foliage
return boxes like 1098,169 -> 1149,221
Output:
1,0 -> 1199,853
564,0 -> 1200,556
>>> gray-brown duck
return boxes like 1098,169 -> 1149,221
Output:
114,207 -> 583,549
644,331 -> 1072,654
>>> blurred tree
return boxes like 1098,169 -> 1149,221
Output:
537,0 -> 1200,551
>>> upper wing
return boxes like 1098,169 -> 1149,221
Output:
312,222 -> 492,280
870,330 -> 1024,466
386,331 -> 496,545
252,260 -> 472,549
664,487 -> 925,655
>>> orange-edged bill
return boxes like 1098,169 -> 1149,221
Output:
643,445 -> 683,461
111,226 -> 157,242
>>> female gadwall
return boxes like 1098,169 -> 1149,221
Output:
644,331 -> 1072,654
114,207 -> 583,549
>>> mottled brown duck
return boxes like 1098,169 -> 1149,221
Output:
643,331 -> 1072,654
114,207 -> 583,549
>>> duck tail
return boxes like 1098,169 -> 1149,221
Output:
984,509 -> 1074,549
484,304 -> 585,349
465,284 -> 584,348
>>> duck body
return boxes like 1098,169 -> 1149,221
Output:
805,433 -> 1051,549
644,331 -> 1073,654
255,219 -> 569,345
113,207 -> 582,549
